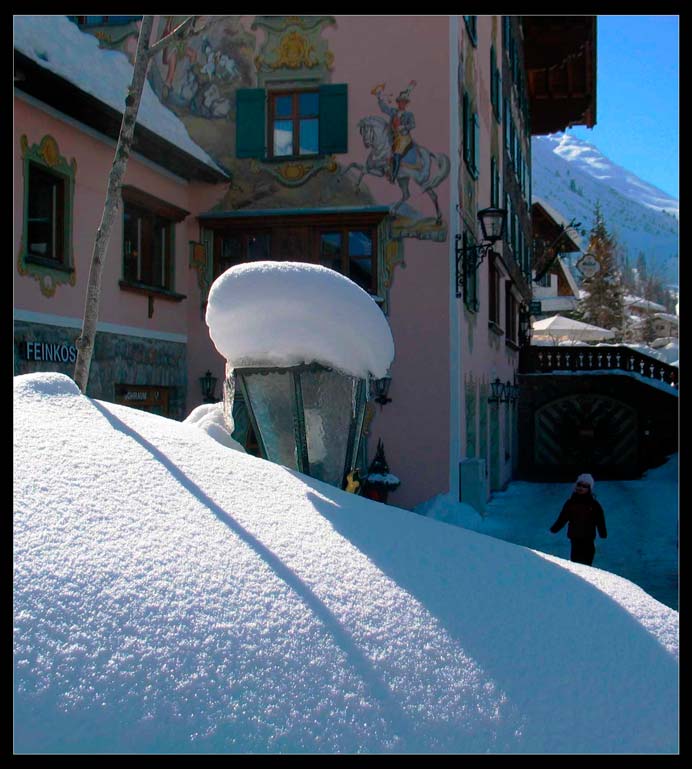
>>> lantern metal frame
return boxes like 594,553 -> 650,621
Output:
488,377 -> 520,404
455,207 -> 507,298
199,370 -> 218,403
372,374 -> 392,406
231,362 -> 369,489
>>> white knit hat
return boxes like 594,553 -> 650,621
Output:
575,473 -> 595,491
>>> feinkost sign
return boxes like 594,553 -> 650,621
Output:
23,341 -> 78,364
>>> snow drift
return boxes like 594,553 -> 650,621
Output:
13,373 -> 678,753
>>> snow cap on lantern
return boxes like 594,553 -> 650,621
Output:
205,261 -> 394,379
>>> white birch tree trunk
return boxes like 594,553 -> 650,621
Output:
73,15 -> 197,393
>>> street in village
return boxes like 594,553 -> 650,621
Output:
470,459 -> 678,610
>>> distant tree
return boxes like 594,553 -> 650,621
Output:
576,203 -> 626,338
635,251 -> 648,291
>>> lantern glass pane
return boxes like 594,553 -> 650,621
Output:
241,370 -> 299,471
300,368 -> 358,486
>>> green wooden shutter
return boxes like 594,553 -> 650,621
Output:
319,84 -> 348,155
236,88 -> 266,159
473,112 -> 480,177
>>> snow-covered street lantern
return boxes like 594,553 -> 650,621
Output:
205,262 -> 395,489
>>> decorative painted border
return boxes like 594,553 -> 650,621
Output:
250,155 -> 339,187
18,134 -> 77,297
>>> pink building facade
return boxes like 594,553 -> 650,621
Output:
14,15 -> 595,510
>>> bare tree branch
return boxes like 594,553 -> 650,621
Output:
146,16 -> 196,58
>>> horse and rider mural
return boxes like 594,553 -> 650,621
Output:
341,81 -> 450,238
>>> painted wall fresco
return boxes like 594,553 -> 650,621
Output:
340,81 -> 449,241
91,15 -> 448,242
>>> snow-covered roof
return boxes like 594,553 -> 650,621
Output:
624,295 -> 667,313
206,262 -> 395,380
532,196 -> 585,252
13,15 -> 226,177
13,373 -> 679,753
654,312 -> 679,324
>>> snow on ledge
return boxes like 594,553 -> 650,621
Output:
13,15 -> 226,176
205,261 -> 395,380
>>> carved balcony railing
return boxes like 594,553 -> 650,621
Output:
520,345 -> 678,390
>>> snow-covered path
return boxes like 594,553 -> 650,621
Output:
419,457 -> 678,611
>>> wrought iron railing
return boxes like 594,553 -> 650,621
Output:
520,345 -> 678,390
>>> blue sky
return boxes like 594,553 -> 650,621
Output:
568,15 -> 679,200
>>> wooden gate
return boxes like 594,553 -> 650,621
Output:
534,393 -> 638,476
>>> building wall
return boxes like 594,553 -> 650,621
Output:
15,15 -> 538,511
454,15 -> 528,503
14,95 -> 195,418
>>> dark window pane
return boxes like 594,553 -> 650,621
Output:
247,233 -> 271,261
274,95 -> 293,117
152,216 -> 170,289
27,164 -> 64,262
319,232 -> 342,272
299,92 -> 319,116
123,207 -> 140,282
348,230 -> 373,291
122,202 -> 173,289
299,119 -> 319,155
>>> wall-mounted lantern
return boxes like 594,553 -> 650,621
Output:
372,374 -> 392,406
199,370 -> 219,403
488,377 -> 505,404
455,207 -> 507,298
229,362 -> 369,490
362,439 -> 400,504
488,377 -> 520,404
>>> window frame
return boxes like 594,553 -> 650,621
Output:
268,89 -> 320,160
203,210 -> 385,298
120,186 -> 188,296
236,84 -> 348,161
25,161 -> 68,268
19,134 -> 77,296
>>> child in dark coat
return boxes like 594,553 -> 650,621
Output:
550,473 -> 607,566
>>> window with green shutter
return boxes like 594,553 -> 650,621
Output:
236,88 -> 266,159
491,156 -> 500,208
318,84 -> 348,155
463,228 -> 479,312
462,92 -> 479,179
490,46 -> 502,123
236,85 -> 348,161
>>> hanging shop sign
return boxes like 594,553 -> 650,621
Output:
22,341 -> 77,363
576,252 -> 600,278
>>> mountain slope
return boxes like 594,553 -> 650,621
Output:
532,134 -> 679,285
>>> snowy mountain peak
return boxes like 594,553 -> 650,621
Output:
537,133 -> 678,218
532,133 -> 679,285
